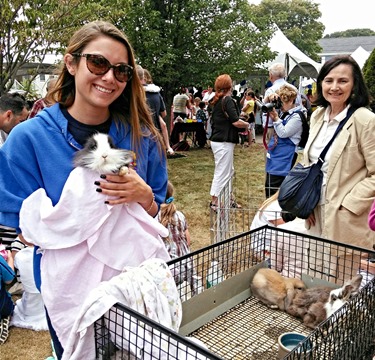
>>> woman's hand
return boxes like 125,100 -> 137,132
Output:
232,119 -> 249,129
96,167 -> 154,208
268,108 -> 279,121
306,212 -> 316,228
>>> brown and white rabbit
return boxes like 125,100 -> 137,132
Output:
286,274 -> 362,329
250,268 -> 306,311
73,133 -> 135,175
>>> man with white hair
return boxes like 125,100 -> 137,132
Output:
262,63 -> 289,139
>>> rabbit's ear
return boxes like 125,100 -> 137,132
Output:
342,274 -> 363,299
349,274 -> 363,291
341,284 -> 352,299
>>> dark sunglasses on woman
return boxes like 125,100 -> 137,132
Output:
72,53 -> 133,82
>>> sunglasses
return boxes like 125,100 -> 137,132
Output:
72,53 -> 133,82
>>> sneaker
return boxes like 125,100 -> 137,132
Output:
0,316 -> 10,345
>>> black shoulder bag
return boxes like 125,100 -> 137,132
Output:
278,107 -> 355,219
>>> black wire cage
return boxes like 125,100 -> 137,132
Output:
94,226 -> 375,360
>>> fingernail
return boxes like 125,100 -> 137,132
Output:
100,174 -> 106,179
94,181 -> 100,185
96,188 -> 102,193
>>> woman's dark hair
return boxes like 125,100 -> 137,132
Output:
315,55 -> 369,109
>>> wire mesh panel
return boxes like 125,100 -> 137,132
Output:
94,302 -> 222,359
210,171 -> 267,243
285,277 -> 375,360
95,227 -> 375,359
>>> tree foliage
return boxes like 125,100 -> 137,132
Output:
325,29 -> 375,38
118,0 -> 275,106
363,48 -> 375,101
251,0 -> 324,62
0,0 -> 129,96
1,0 -> 327,109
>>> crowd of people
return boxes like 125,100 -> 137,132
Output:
0,19 -> 375,360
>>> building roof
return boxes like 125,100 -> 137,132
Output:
318,36 -> 375,56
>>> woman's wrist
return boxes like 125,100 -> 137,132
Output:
145,193 -> 155,211
142,192 -> 158,216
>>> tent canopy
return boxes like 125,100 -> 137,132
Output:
264,27 -> 321,78
350,46 -> 370,69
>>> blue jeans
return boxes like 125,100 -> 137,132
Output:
46,309 -> 64,359
0,286 -> 14,318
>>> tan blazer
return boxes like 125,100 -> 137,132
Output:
303,106 -> 375,250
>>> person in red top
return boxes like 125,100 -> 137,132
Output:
28,78 -> 57,119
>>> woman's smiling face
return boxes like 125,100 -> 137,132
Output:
322,63 -> 354,108
65,35 -> 129,122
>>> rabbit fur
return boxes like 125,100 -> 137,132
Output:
286,274 -> 362,329
73,133 -> 134,175
250,268 -> 306,311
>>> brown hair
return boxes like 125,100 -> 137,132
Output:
46,21 -> 162,152
143,69 -> 153,84
159,181 -> 178,228
315,54 -> 369,108
276,84 -> 298,103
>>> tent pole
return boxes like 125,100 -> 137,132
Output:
288,53 -> 317,80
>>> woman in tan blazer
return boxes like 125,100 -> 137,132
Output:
303,55 -> 375,252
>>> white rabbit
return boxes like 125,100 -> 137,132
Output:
73,133 -> 134,175
250,268 -> 306,311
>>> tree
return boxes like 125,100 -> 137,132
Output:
363,48 -> 375,104
251,0 -> 324,62
0,0 -> 129,96
118,0 -> 275,111
325,29 -> 375,38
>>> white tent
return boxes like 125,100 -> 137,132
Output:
264,27 -> 322,78
350,46 -> 370,69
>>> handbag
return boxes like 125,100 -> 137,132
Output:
278,107 -> 355,219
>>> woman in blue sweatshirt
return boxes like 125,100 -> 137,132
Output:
0,21 -> 167,358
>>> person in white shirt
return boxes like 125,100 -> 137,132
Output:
202,85 -> 215,104
172,87 -> 190,120
262,63 -> 300,141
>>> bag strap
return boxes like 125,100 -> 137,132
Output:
318,106 -> 356,164
293,110 -> 306,122
221,96 -> 231,119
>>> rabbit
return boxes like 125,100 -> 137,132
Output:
250,268 -> 306,311
286,274 -> 362,329
73,133 -> 135,175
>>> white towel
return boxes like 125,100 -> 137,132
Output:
19,167 -> 170,348
62,258 -> 182,360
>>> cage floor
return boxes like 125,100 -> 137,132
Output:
189,296 -> 311,360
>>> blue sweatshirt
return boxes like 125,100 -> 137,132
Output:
0,103 -> 167,229
0,104 -> 168,288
